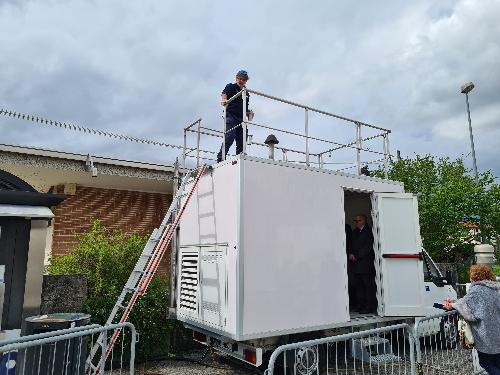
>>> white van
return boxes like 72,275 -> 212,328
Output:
173,154 -> 457,367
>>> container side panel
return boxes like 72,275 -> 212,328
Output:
212,164 -> 238,334
241,159 -> 349,336
178,163 -> 239,335
200,249 -> 226,328
179,164 -> 238,247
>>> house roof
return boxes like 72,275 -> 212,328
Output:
0,143 -> 176,193
0,168 -> 36,191
0,143 -> 175,172
0,169 -> 65,207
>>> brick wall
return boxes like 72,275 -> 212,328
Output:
51,185 -> 172,273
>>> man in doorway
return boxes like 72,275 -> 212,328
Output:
345,223 -> 356,311
217,70 -> 254,163
348,214 -> 377,314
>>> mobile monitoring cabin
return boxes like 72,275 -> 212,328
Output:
170,89 -> 456,366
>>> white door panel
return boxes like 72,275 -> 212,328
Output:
372,193 -> 425,316
200,247 -> 227,328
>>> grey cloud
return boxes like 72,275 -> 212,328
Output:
0,0 -> 498,175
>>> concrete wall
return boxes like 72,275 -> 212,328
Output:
22,220 -> 50,321
40,275 -> 87,314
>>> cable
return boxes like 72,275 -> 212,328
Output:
0,107 -> 185,150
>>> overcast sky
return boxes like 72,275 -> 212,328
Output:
1,0 -> 499,177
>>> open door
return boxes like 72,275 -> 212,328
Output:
371,193 -> 425,317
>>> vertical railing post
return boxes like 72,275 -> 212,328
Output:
169,159 -> 179,318
317,154 -> 324,169
413,324 -> 423,375
129,325 -> 137,375
355,122 -> 362,175
100,331 -> 107,374
383,132 -> 389,179
305,108 -> 309,166
182,129 -> 187,169
222,105 -> 227,161
196,119 -> 201,167
242,88 -> 248,155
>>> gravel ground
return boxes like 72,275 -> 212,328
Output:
112,350 -> 261,375
108,345 -> 481,375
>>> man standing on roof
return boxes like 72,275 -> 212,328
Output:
217,70 -> 254,163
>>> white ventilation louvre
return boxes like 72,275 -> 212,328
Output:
179,251 -> 199,311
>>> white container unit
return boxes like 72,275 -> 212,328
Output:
176,155 -> 426,341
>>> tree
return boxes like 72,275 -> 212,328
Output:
373,155 -> 499,263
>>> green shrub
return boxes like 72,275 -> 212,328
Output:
48,220 -> 175,361
492,264 -> 500,277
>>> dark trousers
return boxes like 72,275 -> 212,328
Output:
352,273 -> 377,311
478,352 -> 500,375
347,271 -> 356,308
217,114 -> 244,163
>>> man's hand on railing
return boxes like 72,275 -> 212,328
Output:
221,93 -> 228,107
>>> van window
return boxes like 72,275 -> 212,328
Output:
423,252 -> 441,282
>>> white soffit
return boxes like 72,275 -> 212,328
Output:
0,205 -> 54,218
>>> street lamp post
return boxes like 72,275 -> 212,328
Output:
461,82 -> 478,183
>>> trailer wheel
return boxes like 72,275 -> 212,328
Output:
438,316 -> 458,349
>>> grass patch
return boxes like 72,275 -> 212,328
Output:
492,264 -> 500,277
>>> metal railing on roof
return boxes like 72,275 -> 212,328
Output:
182,88 -> 392,178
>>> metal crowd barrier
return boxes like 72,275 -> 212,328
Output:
264,323 -> 416,375
414,311 -> 486,375
264,315 -> 489,375
0,322 -> 137,375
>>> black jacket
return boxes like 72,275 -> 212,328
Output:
222,83 -> 250,119
350,225 -> 375,274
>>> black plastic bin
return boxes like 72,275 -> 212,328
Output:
22,313 -> 91,375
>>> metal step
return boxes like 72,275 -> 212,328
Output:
352,335 -> 395,363
125,287 -> 140,293
358,336 -> 390,346
369,354 -> 401,363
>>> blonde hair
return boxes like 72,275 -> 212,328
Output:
469,265 -> 496,282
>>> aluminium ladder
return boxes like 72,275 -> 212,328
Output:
86,164 -> 207,374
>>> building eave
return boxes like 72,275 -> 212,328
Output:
0,143 -> 175,173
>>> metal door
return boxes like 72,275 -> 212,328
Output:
371,193 -> 425,316
200,246 -> 227,328
0,217 -> 31,329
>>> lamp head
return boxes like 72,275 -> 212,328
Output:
461,82 -> 475,94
